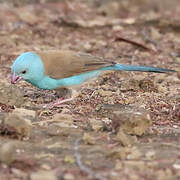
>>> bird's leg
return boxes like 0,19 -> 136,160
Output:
43,88 -> 78,109
47,97 -> 73,108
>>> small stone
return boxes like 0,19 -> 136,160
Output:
64,155 -> 75,164
13,108 -> 36,120
127,146 -> 142,160
123,161 -> 145,170
150,27 -> 162,40
139,79 -> 158,92
107,147 -> 129,160
145,150 -> 156,160
83,42 -> 92,51
0,141 -> 17,165
63,173 -> 75,180
110,106 -> 152,135
157,85 -> 167,93
51,114 -> 76,128
115,161 -> 123,170
82,132 -> 96,145
0,82 -> 25,107
112,25 -> 123,31
173,164 -> 180,169
30,171 -> 57,180
115,130 -> 137,146
120,79 -> 140,91
3,112 -> 32,139
11,168 -> 28,179
107,146 -> 141,160
90,119 -> 104,131
41,164 -> 51,170
97,89 -> 113,97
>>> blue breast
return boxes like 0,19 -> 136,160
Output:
27,70 -> 101,90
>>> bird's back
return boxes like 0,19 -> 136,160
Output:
36,50 -> 115,80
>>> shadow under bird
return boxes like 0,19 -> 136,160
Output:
11,50 -> 175,107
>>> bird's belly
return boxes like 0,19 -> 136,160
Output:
57,70 -> 101,87
27,70 -> 101,90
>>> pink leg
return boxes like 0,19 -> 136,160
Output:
43,98 -> 73,109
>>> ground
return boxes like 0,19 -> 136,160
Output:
0,0 -> 179,180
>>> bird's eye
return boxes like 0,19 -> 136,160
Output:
22,70 -> 27,74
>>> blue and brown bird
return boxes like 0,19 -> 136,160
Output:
11,50 -> 175,107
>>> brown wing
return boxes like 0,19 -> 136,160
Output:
36,50 -> 115,79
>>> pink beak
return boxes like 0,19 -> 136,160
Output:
11,73 -> 22,84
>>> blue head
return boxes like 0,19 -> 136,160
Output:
11,52 -> 44,84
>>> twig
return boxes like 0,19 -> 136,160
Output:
74,138 -> 107,180
114,36 -> 156,54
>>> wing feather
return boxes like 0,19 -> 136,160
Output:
36,50 -> 115,79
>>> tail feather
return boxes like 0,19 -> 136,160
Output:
100,64 -> 175,73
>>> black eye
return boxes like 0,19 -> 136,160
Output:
22,70 -> 26,74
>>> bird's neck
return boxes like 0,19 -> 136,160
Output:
26,76 -> 59,90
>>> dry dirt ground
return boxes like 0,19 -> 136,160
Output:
0,0 -> 180,179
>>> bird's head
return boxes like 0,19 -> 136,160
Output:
11,52 -> 44,84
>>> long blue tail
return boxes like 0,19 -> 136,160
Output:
100,63 -> 175,73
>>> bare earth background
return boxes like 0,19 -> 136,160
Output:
0,0 -> 179,179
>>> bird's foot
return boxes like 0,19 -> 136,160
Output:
43,98 -> 73,109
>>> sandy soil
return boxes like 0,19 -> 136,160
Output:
0,0 -> 179,179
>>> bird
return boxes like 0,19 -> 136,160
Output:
11,50 -> 175,108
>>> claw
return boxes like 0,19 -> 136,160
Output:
43,98 -> 73,109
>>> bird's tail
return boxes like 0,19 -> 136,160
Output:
100,63 -> 175,73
